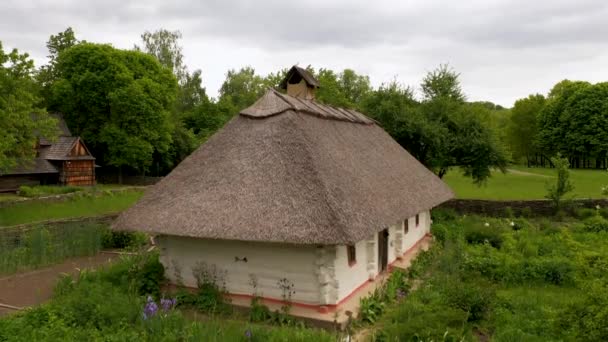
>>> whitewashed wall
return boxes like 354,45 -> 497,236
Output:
333,239 -> 369,303
157,236 -> 321,304
157,210 -> 433,307
400,210 -> 431,254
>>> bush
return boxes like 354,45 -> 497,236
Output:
442,279 -> 495,322
464,223 -> 503,248
102,230 -> 147,249
575,208 -> 598,220
583,216 -> 608,232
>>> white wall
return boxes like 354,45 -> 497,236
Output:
157,236 -> 321,304
333,238 -> 370,303
401,210 -> 431,254
157,209 -> 433,307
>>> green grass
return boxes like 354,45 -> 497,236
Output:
0,190 -> 143,226
444,166 -> 608,200
370,212 -> 608,341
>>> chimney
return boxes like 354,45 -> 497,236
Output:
279,65 -> 320,100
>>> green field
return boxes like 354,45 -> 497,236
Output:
0,190 -> 143,227
444,166 -> 608,200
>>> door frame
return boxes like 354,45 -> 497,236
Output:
378,228 -> 389,273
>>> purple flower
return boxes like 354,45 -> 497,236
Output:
245,329 -> 252,339
143,296 -> 159,320
160,297 -> 177,312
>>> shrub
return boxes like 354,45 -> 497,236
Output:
520,207 -> 533,218
575,208 -> 598,220
442,279 -> 495,322
583,216 -> 608,233
464,223 -> 503,248
102,230 -> 147,249
560,281 -> 608,341
431,208 -> 458,222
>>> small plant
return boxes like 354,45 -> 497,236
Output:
583,216 -> 608,233
248,274 -> 271,322
190,262 -> 231,313
545,154 -> 574,213
277,277 -> 295,315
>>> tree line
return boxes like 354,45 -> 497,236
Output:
507,80 -> 608,169
7,27 -> 600,186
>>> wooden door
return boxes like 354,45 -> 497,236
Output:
378,228 -> 389,273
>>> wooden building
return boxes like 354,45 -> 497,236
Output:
0,115 -> 96,192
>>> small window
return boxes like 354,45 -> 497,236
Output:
347,245 -> 356,266
416,214 -> 420,227
404,219 -> 409,234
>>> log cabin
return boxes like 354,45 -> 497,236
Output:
0,115 -> 96,192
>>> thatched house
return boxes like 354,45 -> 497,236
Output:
114,66 -> 453,311
0,114 -> 96,192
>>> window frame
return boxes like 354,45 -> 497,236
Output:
415,214 -> 420,227
404,219 -> 409,234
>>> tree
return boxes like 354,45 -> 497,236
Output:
417,65 -> 508,183
315,68 -> 372,109
136,29 -> 187,83
421,64 -> 465,102
37,27 -> 79,106
50,43 -> 177,180
218,67 -> 266,112
545,154 -> 574,211
0,42 -> 57,174
507,94 -> 545,165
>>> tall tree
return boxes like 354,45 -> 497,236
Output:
315,68 -> 371,109
0,42 -> 57,174
50,43 -> 177,179
507,94 -> 545,165
421,64 -> 465,102
37,27 -> 79,106
136,29 -> 187,83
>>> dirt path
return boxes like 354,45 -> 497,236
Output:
507,169 -> 553,178
0,252 -> 118,316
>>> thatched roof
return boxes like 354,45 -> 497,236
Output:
114,88 -> 453,245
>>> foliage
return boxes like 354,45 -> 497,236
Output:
0,42 -> 57,174
50,43 -> 177,175
136,29 -> 187,83
582,215 -> 608,233
373,213 -> 608,340
37,27 -> 79,106
0,222 -> 106,275
101,230 -> 147,250
507,94 -> 545,164
545,154 -> 575,211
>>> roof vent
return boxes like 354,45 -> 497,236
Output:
279,65 -> 320,100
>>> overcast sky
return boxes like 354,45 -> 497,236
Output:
2,0 -> 608,107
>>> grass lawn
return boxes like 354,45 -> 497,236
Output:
443,166 -> 608,200
0,190 -> 143,227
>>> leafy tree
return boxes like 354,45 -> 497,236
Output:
0,42 -> 57,174
218,67 -> 266,111
37,27 -> 79,106
136,29 -> 187,83
50,43 -> 177,179
507,94 -> 545,165
315,68 -> 372,109
418,65 -> 508,183
421,64 -> 465,102
545,154 -> 574,211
